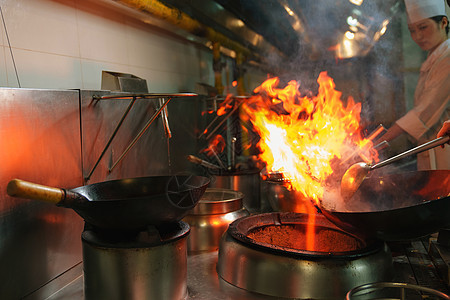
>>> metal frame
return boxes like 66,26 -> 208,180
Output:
85,93 -> 196,180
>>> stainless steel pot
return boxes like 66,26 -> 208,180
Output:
183,188 -> 248,253
261,172 -> 317,214
209,169 -> 260,213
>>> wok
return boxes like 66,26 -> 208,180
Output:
7,175 -> 210,230
320,170 -> 450,241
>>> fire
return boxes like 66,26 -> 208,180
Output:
243,71 -> 378,203
201,134 -> 226,156
216,95 -> 234,116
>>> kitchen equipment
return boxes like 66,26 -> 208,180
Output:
341,136 -> 449,200
209,169 -> 261,213
322,170 -> 450,241
82,221 -> 189,300
187,154 -> 221,170
261,172 -> 317,213
183,188 -> 248,253
218,212 -> 393,299
346,282 -> 450,299
7,175 -> 209,230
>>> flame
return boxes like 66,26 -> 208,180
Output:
242,72 -> 378,250
201,134 -> 226,156
217,95 -> 234,116
243,71 -> 378,203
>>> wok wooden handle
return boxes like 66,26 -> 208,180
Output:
7,179 -> 65,205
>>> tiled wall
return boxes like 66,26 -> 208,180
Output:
0,0 -> 266,93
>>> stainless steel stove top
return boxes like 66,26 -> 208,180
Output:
50,237 -> 450,300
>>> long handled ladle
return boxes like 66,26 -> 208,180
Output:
341,135 -> 450,200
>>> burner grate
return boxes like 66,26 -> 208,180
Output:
390,238 -> 450,297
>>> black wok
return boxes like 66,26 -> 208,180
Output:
320,170 -> 450,241
7,175 -> 210,230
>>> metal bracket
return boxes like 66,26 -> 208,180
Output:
85,93 -> 196,181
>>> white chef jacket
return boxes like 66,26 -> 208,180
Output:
396,39 -> 450,170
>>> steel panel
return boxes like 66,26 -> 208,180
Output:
80,90 -> 202,184
0,88 -> 83,299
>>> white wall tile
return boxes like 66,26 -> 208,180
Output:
76,4 -> 129,65
0,10 -> 4,47
0,46 -> 7,86
2,45 -> 20,88
80,59 -> 130,90
13,49 -> 82,89
1,0 -> 80,57
0,0 -> 265,92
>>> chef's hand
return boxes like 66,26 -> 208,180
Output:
437,120 -> 450,147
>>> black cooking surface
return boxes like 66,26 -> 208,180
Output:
389,239 -> 450,298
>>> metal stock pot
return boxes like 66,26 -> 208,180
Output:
183,188 -> 248,252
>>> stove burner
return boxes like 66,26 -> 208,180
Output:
82,221 -> 189,247
218,212 -> 393,299
228,212 -> 382,258
82,221 -> 190,300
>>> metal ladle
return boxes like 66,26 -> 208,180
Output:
341,135 -> 450,200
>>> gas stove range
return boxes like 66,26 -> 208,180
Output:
52,232 -> 449,300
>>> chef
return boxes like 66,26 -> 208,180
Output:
380,0 -> 449,170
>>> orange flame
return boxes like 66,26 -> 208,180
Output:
243,72 -> 378,203
217,94 -> 234,116
201,134 -> 226,156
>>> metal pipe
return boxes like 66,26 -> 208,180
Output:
93,93 -> 196,100
229,137 -> 236,170
198,111 -> 221,139
339,124 -> 387,166
366,124 -> 387,141
370,136 -> 450,170
187,155 -> 221,170
205,103 -> 241,140
210,147 -> 226,170
159,98 -> 172,138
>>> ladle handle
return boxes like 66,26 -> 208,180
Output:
371,136 -> 450,170
7,179 -> 65,205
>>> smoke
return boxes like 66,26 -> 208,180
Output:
262,0 -> 406,128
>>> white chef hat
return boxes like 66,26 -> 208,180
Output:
404,0 -> 447,24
